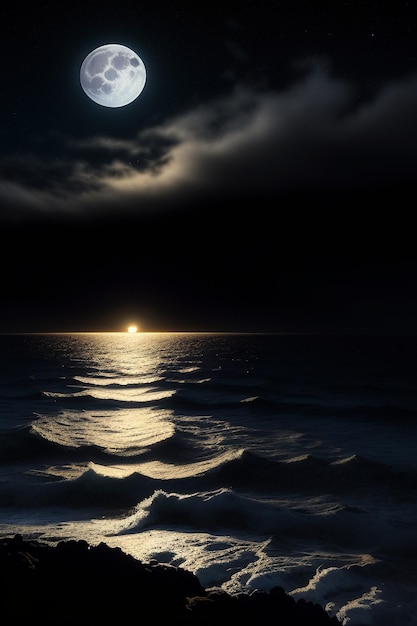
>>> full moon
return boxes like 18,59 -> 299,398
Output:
80,43 -> 146,108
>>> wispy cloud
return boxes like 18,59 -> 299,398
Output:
1,66 -> 417,221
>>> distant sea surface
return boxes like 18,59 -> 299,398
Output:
1,332 -> 417,625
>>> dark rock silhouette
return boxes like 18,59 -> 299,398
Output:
0,534 -> 341,624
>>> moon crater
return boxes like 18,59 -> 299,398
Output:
80,44 -> 146,108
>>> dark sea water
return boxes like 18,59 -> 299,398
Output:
1,332 -> 417,625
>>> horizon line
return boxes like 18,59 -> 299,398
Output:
0,330 -> 415,337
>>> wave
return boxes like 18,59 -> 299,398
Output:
0,423 -> 69,463
43,386 -> 175,406
2,418 -> 416,501
114,487 -> 417,556
0,465 -> 164,509
0,423 -> 140,465
73,375 -> 164,386
200,449 -> 417,498
163,388 -> 417,425
0,413 -> 178,465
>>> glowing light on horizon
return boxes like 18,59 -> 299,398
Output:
127,325 -> 138,333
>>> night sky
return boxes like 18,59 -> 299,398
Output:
1,1 -> 417,333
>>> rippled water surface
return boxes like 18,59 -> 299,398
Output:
1,332 -> 417,625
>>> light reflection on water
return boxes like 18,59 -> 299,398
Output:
32,407 -> 175,455
2,333 -> 417,624
28,334 -> 188,471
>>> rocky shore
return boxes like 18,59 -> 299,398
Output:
1,534 -> 341,624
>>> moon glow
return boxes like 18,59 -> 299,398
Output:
80,44 -> 146,108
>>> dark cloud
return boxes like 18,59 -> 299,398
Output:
1,65 -> 417,223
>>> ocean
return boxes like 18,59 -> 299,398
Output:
1,332 -> 416,625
